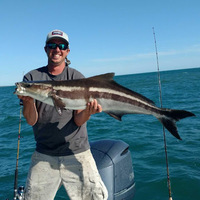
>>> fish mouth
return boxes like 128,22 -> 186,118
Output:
14,82 -> 23,94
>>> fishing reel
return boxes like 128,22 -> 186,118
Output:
13,186 -> 24,200
5,186 -> 24,200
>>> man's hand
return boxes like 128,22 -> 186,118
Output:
85,99 -> 102,115
74,99 -> 102,127
17,95 -> 34,103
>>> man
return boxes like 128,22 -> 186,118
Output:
18,30 -> 108,200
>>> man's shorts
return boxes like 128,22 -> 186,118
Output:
24,149 -> 108,200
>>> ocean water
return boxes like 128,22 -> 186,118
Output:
0,68 -> 199,200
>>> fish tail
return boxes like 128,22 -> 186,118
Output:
158,109 -> 195,140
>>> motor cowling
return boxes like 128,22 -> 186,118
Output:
90,140 -> 135,200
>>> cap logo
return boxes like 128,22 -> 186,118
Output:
52,31 -> 63,36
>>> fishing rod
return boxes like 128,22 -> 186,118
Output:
152,27 -> 173,200
13,102 -> 24,200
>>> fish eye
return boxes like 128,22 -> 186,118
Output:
23,83 -> 31,88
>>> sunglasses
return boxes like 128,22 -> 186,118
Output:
46,43 -> 69,50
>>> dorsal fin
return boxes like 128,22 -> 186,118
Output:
88,73 -> 115,81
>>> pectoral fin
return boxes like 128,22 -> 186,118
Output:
51,94 -> 66,115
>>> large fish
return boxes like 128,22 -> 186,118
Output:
14,73 -> 195,140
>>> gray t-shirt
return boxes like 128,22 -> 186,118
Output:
23,65 -> 90,156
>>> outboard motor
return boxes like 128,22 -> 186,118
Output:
90,140 -> 135,200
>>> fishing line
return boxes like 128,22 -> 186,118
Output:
152,27 -> 173,200
14,102 -> 23,200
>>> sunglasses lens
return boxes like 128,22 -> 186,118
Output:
47,43 -> 57,49
58,44 -> 68,50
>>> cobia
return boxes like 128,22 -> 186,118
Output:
14,73 -> 195,140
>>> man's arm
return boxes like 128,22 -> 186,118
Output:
74,99 -> 102,127
18,96 -> 38,126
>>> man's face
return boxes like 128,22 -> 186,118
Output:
45,38 -> 70,66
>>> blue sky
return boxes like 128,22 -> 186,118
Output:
0,0 -> 200,86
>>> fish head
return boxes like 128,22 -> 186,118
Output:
14,82 -> 32,96
14,81 -> 52,100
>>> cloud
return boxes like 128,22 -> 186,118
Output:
91,52 -> 154,62
91,44 -> 200,63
